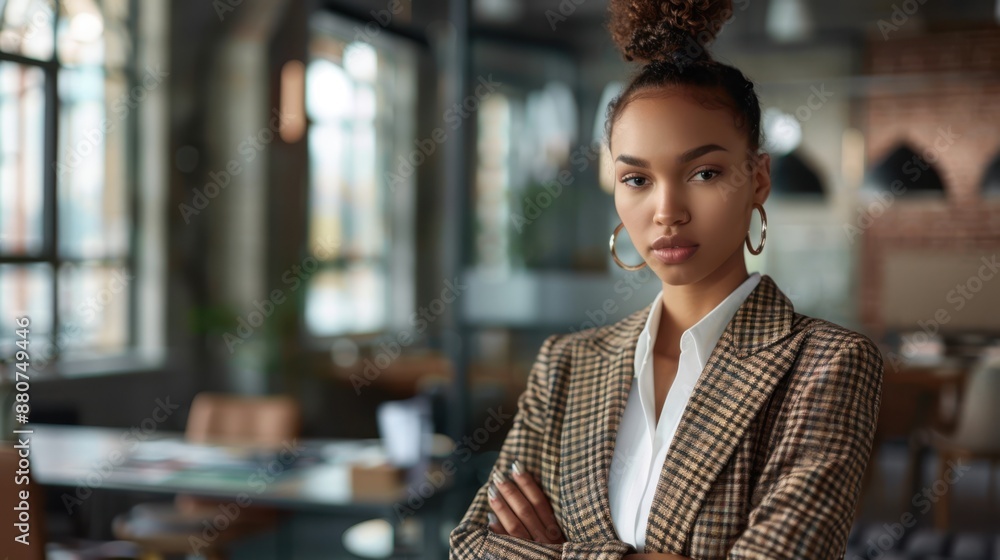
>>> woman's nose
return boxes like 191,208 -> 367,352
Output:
653,184 -> 690,226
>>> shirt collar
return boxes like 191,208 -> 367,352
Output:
634,272 -> 762,378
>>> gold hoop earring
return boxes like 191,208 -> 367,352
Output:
610,222 -> 648,271
745,202 -> 767,255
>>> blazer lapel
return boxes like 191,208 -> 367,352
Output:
585,274 -> 800,552
585,304 -> 651,539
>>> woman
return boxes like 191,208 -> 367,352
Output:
449,1 -> 884,559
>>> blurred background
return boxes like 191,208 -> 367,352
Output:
1,0 -> 999,558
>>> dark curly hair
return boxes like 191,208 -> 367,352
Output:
604,0 -> 764,155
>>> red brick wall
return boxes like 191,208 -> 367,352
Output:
860,27 -> 1000,338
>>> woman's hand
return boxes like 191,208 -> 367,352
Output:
486,459 -> 566,544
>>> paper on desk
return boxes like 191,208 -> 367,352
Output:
377,395 -> 431,468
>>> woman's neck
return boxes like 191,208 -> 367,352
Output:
654,254 -> 750,358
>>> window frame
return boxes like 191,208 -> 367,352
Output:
299,9 -> 419,345
0,0 -> 146,376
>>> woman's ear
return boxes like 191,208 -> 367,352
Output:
752,152 -> 772,204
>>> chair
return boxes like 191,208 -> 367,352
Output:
184,392 -> 300,447
113,392 -> 301,559
866,355 -> 969,519
930,351 -> 1000,529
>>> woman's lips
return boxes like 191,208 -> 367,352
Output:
651,245 -> 699,264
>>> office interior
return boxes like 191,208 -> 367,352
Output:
1,0 -> 1000,558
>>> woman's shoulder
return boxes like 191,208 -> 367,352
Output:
785,313 -> 886,392
791,312 -> 883,358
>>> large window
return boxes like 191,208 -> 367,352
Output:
0,0 -> 142,370
302,13 -> 417,338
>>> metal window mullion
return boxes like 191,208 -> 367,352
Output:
341,117 -> 352,271
44,47 -> 59,360
0,51 -> 57,69
0,256 -> 46,265
125,0 -> 140,350
443,0 -> 471,451
44,0 -> 62,361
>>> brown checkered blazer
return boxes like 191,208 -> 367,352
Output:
449,274 -> 884,559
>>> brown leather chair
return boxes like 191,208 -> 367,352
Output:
184,392 -> 301,447
113,393 -> 301,560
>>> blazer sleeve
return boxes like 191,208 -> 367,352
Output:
726,336 -> 884,560
449,334 -> 636,560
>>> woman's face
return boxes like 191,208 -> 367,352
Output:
610,87 -> 771,286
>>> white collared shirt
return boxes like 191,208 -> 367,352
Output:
608,272 -> 762,551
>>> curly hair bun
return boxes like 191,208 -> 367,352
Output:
607,0 -> 735,64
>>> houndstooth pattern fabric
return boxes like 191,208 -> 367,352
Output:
449,274 -> 884,559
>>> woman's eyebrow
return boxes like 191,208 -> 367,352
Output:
615,144 -> 729,168
615,154 -> 651,168
678,143 -> 728,163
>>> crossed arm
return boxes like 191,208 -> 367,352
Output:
448,334 -> 647,560
448,333 -> 883,560
447,333 -> 694,559
484,456 -> 689,560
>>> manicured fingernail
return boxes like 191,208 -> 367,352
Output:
492,470 -> 506,486
488,483 -> 498,501
510,460 -> 522,477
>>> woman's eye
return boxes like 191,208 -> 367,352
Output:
693,169 -> 720,181
622,176 -> 647,188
